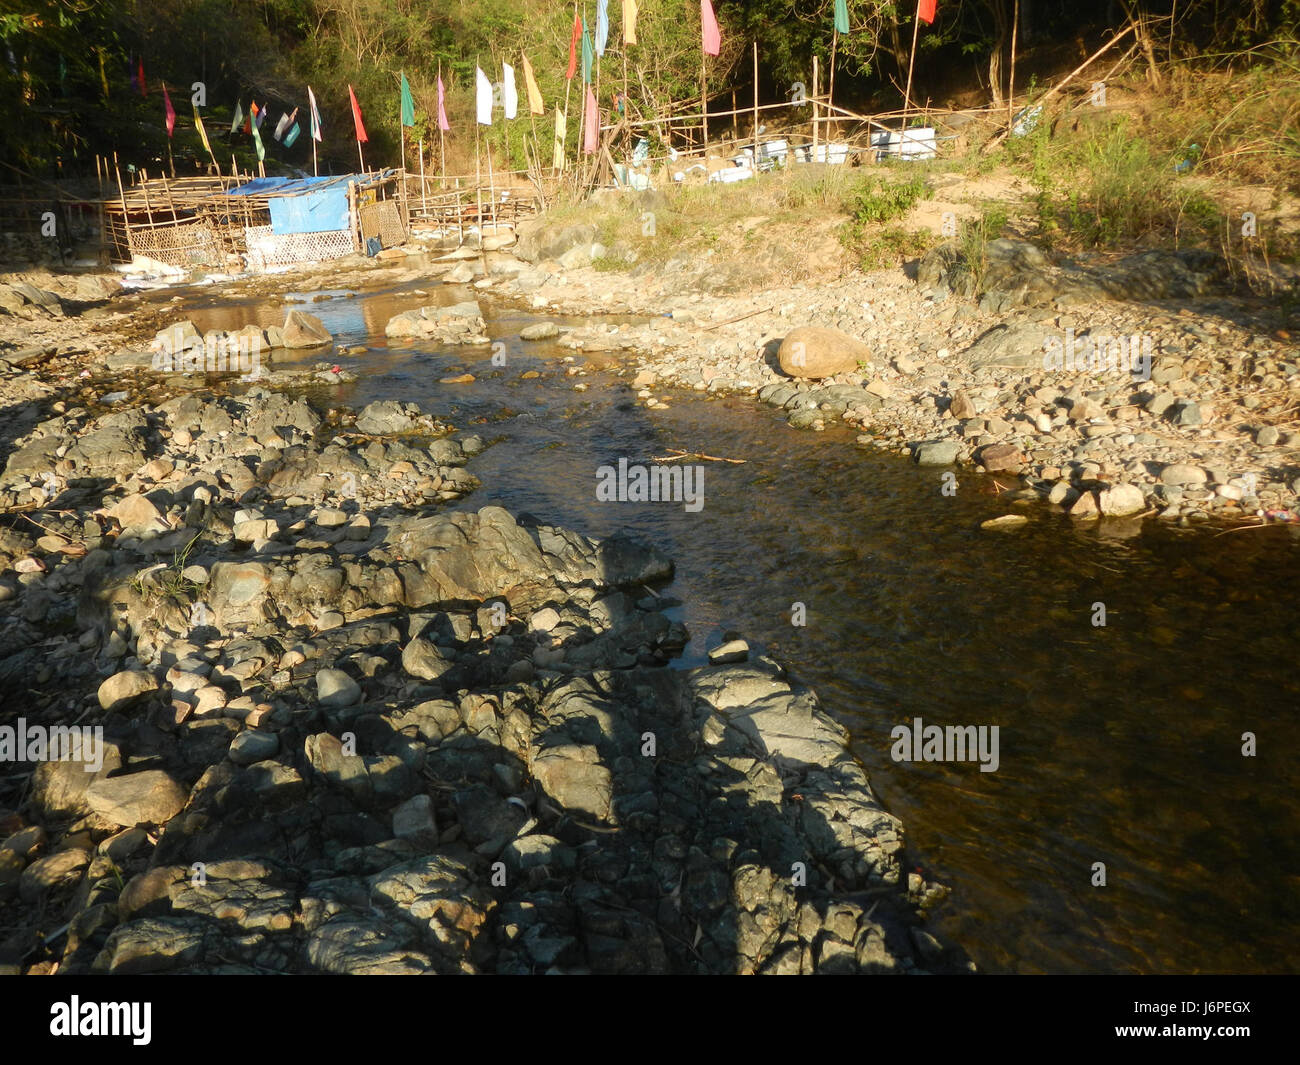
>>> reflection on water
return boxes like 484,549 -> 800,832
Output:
173,279 -> 1300,974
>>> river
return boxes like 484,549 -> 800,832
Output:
174,275 -> 1300,974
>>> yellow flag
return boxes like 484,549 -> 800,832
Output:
553,106 -> 567,171
623,0 -> 637,45
194,105 -> 216,164
521,53 -> 545,116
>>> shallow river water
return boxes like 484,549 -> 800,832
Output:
174,277 -> 1300,974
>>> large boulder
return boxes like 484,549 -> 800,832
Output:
85,770 -> 188,827
281,310 -> 333,349
778,326 -> 870,380
516,222 -> 598,265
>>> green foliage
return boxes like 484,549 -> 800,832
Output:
836,171 -> 933,270
953,203 -> 1008,292
847,223 -> 933,271
844,172 -> 931,225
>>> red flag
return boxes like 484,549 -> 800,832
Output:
137,57 -> 147,97
583,85 -> 599,153
162,83 -> 176,138
918,0 -> 937,25
567,13 -> 582,80
701,0 -> 721,56
348,84 -> 368,143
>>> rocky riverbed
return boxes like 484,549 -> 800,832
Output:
2,200 -> 1295,975
474,223 -> 1300,528
0,362 -> 965,973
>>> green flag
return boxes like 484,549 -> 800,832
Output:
834,0 -> 850,34
582,18 -> 593,84
251,114 -> 265,161
400,72 -> 415,127
230,101 -> 243,134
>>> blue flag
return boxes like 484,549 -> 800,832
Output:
596,0 -> 609,57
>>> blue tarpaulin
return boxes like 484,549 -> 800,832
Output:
225,174 -> 356,235
267,187 -> 348,234
225,170 -> 398,237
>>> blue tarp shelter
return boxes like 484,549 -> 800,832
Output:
226,171 -> 399,236
226,174 -> 352,234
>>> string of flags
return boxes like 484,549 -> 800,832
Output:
130,1 -> 942,166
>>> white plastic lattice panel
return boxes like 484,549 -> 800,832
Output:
244,224 -> 354,270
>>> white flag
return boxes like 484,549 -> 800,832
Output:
502,62 -> 518,120
476,66 -> 493,125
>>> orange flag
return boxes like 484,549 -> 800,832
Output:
521,53 -> 545,115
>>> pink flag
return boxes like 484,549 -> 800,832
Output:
583,85 -> 599,153
162,82 -> 176,138
437,75 -> 451,132
701,0 -> 721,56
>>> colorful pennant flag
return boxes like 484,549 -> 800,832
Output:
129,54 -> 138,95
553,106 -> 567,169
230,101 -> 244,134
521,54 -> 544,116
582,18 -> 594,83
274,109 -> 293,142
284,122 -> 301,148
567,13 -> 582,80
308,86 -> 322,141
835,0 -> 850,34
918,0 -> 937,24
701,0 -> 721,56
194,105 -> 213,158
250,103 -> 266,161
595,0 -> 609,58
349,84 -> 368,142
400,72 -> 415,127
502,62 -> 518,120
162,82 -> 176,138
475,66 -> 492,125
436,75 -> 451,131
623,0 -> 638,46
137,57 -> 147,98
583,85 -> 599,153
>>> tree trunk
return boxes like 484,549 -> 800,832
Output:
988,0 -> 1010,106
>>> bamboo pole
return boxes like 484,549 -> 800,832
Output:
700,48 -> 708,150
752,41 -> 760,170
812,55 -> 819,159
438,59 -> 447,189
829,29 -> 838,144
419,138 -> 427,219
114,160 -> 134,261
563,6 -> 575,174
903,6 -> 922,121
1008,0 -> 1020,127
